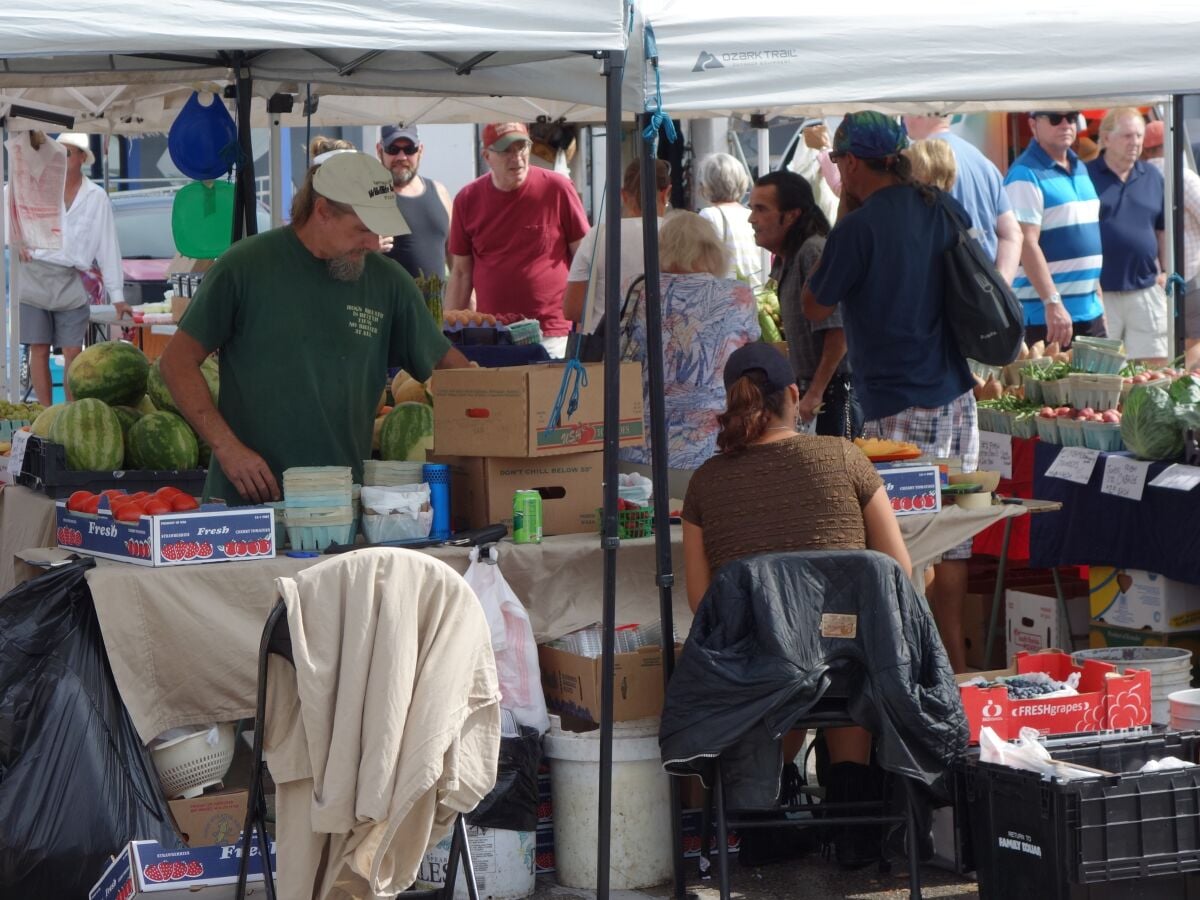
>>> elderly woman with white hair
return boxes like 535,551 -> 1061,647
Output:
696,153 -> 764,289
618,211 -> 760,497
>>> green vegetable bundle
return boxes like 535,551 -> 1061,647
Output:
1121,383 -> 1195,460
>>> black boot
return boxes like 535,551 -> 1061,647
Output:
823,762 -> 883,870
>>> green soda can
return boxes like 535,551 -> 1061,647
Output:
512,490 -> 543,544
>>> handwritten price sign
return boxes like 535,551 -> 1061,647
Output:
1045,447 -> 1100,485
978,432 -> 1012,479
1100,455 -> 1150,501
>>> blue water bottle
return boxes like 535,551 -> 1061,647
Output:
423,463 -> 452,540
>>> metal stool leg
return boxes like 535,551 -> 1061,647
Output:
903,779 -> 922,900
713,763 -> 731,900
438,815 -> 479,900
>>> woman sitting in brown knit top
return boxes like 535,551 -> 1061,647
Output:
681,341 -> 912,867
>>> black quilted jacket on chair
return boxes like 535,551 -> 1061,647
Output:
659,550 -> 968,809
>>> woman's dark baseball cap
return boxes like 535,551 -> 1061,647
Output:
723,343 -> 796,394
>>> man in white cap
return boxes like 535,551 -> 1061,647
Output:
160,152 -> 470,505
445,122 -> 589,356
18,132 -> 127,405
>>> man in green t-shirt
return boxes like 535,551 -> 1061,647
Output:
160,153 -> 469,504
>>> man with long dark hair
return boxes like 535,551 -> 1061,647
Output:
750,170 -> 859,437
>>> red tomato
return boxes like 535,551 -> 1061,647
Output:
67,490 -> 94,512
101,489 -> 127,501
127,492 -> 151,502
81,495 -> 103,515
170,494 -> 200,512
143,499 -> 171,516
116,502 -> 146,523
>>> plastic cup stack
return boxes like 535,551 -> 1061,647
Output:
282,466 -> 355,550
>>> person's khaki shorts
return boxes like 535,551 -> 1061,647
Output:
1102,285 -> 1169,359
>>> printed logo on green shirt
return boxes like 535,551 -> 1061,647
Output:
346,304 -> 384,337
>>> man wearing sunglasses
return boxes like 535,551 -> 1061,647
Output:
376,124 -> 453,283
445,122 -> 589,357
1004,111 -> 1106,348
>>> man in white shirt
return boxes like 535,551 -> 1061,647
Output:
18,132 -> 126,405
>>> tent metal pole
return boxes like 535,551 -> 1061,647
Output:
1,123 -> 10,401
269,115 -> 283,228
596,47 -> 625,900
231,53 -> 257,242
638,116 -> 686,900
1170,97 -> 1186,361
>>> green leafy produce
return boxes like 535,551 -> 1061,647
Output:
755,281 -> 783,341
1169,374 -> 1200,405
758,308 -> 782,343
1121,384 -> 1185,460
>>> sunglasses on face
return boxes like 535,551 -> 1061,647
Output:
384,142 -> 419,156
828,151 -> 846,163
1035,112 -> 1080,127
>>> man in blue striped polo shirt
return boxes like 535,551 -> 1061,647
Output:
1004,111 -> 1106,348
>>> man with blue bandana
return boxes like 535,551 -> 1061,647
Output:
802,111 -> 978,674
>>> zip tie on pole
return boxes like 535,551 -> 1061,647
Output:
642,22 -> 677,146
547,358 -> 588,431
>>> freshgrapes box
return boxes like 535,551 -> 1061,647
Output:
957,649 -> 1151,743
56,501 -> 275,567
89,838 -> 276,899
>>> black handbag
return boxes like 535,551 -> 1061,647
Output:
566,275 -> 646,362
934,189 -> 1024,366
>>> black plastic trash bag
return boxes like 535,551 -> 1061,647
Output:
466,725 -> 542,832
0,560 -> 181,897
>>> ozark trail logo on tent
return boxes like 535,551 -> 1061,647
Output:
692,48 -> 800,73
692,51 -> 724,72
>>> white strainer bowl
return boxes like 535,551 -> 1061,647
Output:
151,723 -> 236,799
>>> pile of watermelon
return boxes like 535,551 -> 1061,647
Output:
375,370 -> 435,461
32,342 -> 213,472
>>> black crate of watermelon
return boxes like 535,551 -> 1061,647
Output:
17,436 -> 206,499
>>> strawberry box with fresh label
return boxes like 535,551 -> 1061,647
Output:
89,838 -> 276,899
957,649 -> 1151,743
874,464 -> 941,516
57,496 -> 275,567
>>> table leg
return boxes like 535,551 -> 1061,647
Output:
1052,567 -> 1071,652
983,517 -> 1014,669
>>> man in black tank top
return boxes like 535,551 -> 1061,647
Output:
376,124 -> 453,280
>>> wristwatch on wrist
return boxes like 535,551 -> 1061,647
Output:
1043,292 -> 1063,306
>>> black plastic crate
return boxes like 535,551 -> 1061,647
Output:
17,435 -> 206,499
963,730 -> 1200,899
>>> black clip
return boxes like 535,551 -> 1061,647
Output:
478,542 -> 500,565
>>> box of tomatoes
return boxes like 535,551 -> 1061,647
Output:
56,487 -> 275,566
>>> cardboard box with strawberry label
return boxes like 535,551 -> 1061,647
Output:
89,838 -> 276,899
874,464 -> 941,516
957,649 -> 1151,743
57,499 -> 275,567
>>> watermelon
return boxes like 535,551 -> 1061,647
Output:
67,341 -> 149,407
200,356 -> 220,404
379,402 -> 434,461
135,394 -> 157,415
146,360 -> 178,414
48,399 -> 124,471
127,411 -> 200,470
30,403 -> 67,438
112,406 -> 144,457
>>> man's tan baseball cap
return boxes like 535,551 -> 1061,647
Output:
312,152 -> 410,236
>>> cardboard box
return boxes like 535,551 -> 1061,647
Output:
1088,624 -> 1200,682
170,296 -> 191,321
538,643 -> 674,723
57,501 -> 275,567
429,452 -> 601,536
956,650 -> 1151,743
431,362 -> 644,458
875,464 -> 941,516
166,255 -> 217,274
89,839 -> 276,899
1005,588 -> 1090,657
1089,566 -> 1200,633
169,790 -> 248,847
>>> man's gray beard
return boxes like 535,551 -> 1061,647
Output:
392,168 -> 416,188
327,254 -> 365,282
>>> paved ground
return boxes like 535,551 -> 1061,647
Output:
531,859 -> 978,899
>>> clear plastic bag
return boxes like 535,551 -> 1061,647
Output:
464,545 -> 549,733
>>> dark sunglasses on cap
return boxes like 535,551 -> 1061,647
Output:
1034,112 -> 1080,126
384,142 -> 419,156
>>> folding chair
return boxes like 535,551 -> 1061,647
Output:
235,598 -> 480,900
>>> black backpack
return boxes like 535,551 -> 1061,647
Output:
933,189 -> 1024,365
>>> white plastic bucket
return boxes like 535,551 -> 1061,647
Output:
1169,689 -> 1200,732
418,827 -> 535,900
541,716 -> 672,890
1073,647 -> 1193,724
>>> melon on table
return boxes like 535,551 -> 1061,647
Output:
390,370 -> 431,406
30,403 -> 67,438
127,411 -> 200,470
379,402 -> 434,461
145,360 -> 178,414
66,341 -> 149,407
48,398 -> 124,471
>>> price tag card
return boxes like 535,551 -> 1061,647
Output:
978,431 -> 1013,479
1148,463 -> 1200,492
1100,455 -> 1150,501
1044,446 -> 1100,484
7,430 -> 31,479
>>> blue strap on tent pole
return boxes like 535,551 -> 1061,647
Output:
642,22 -> 677,146
547,358 -> 589,431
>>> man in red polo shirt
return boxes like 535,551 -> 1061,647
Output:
445,123 -> 589,357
